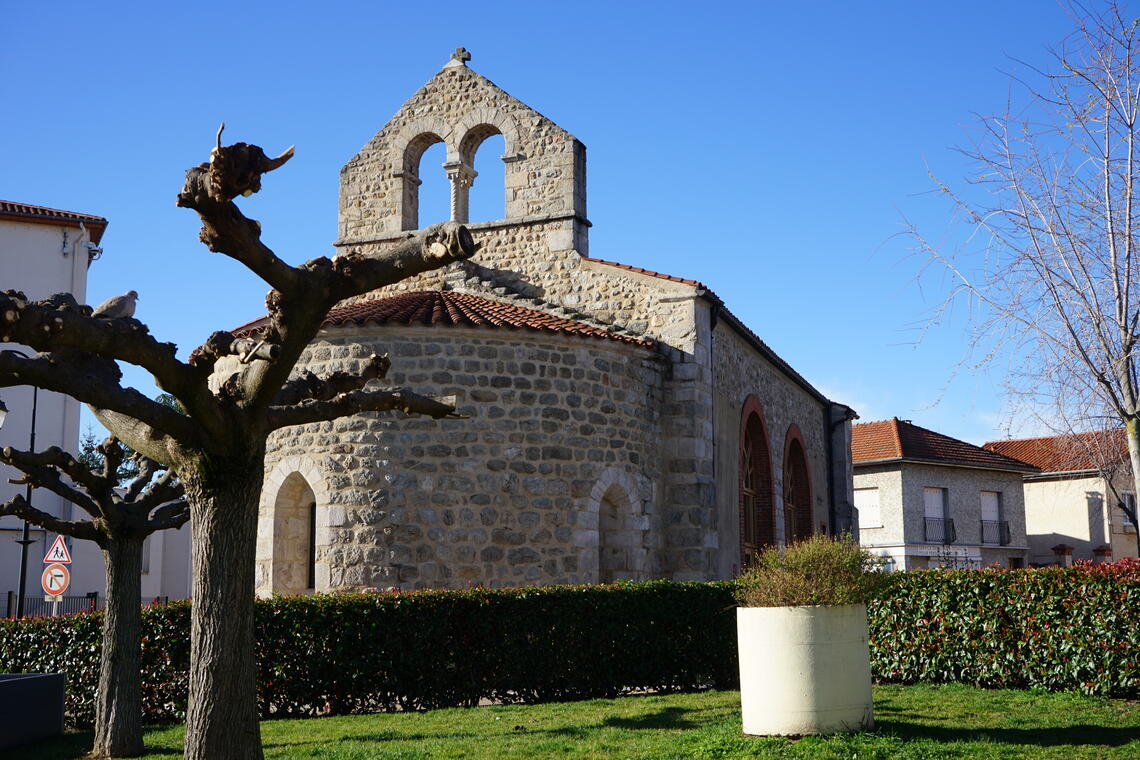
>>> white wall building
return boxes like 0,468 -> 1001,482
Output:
0,201 -> 190,615
852,418 -> 1035,570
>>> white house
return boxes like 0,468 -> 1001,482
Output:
0,201 -> 190,616
852,418 -> 1036,570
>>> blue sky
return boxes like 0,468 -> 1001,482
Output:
1,1 -> 1083,445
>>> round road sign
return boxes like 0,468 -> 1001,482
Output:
41,563 -> 70,596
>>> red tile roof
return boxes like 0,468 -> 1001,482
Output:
235,290 -> 656,347
0,200 -> 108,244
852,418 -> 1038,472
984,429 -> 1128,473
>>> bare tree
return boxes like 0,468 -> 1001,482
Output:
0,440 -> 186,758
0,132 -> 475,760
913,1 -> 1140,526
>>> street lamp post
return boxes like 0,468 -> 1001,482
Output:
0,349 -> 39,619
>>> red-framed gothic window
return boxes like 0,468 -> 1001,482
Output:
783,427 -> 813,544
739,397 -> 774,569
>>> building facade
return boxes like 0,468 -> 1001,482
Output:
0,201 -> 107,614
253,50 -> 856,593
853,418 -> 1034,570
985,431 -> 1140,565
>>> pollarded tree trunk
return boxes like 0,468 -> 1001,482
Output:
182,457 -> 266,760
93,535 -> 145,758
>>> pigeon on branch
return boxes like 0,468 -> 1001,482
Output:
93,290 -> 139,319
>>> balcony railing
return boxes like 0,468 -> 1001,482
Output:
924,517 -> 956,544
980,520 -> 1011,546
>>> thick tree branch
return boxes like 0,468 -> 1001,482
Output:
244,222 -> 476,414
176,134 -> 299,293
272,354 -> 391,407
266,388 -> 459,431
123,456 -> 162,502
0,494 -> 101,543
0,291 -> 212,415
0,446 -> 104,518
0,350 -> 200,447
146,500 -> 190,532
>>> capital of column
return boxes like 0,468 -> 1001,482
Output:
442,161 -> 477,187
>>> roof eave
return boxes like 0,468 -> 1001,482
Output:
853,456 -> 1040,474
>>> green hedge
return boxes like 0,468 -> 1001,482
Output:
5,563 -> 1140,728
868,560 -> 1140,696
0,581 -> 737,727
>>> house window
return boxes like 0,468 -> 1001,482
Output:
854,488 -> 881,529
924,487 -> 955,543
1122,492 -> 1137,528
980,491 -> 1010,545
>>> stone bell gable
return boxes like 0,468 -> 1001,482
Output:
339,46 -> 587,249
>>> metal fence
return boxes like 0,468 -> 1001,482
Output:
4,591 -> 100,619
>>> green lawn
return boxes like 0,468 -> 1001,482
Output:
7,684 -> 1140,759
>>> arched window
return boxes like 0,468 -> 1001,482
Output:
271,472 -> 318,594
783,432 -> 813,544
739,399 -> 774,569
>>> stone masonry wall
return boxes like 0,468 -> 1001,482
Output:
257,324 -> 664,592
711,321 -> 832,578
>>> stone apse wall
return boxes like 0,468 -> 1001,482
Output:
257,326 -> 665,592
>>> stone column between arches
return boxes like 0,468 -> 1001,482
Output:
256,456 -> 332,597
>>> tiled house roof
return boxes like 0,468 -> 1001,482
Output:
984,429 -> 1129,474
852,418 -> 1039,472
0,200 -> 108,244
235,290 -> 657,347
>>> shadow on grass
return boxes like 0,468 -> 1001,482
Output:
603,706 -> 703,731
876,719 -> 1140,748
0,734 -> 182,760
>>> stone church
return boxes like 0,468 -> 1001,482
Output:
254,49 -> 857,594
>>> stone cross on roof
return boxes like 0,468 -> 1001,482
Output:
447,47 -> 471,67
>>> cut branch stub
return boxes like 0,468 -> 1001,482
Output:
178,139 -> 295,207
191,331 -> 281,369
273,353 -> 391,407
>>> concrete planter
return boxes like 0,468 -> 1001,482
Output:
0,673 -> 65,749
737,604 -> 873,735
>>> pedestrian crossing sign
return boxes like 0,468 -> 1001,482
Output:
43,535 -> 72,564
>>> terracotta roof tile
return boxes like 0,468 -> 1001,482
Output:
852,418 -> 1038,472
984,429 -> 1128,473
0,200 -> 108,244
235,290 -> 656,347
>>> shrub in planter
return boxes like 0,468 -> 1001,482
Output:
734,535 -> 888,736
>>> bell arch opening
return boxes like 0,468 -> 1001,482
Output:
467,132 -> 506,223
399,132 -> 446,230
